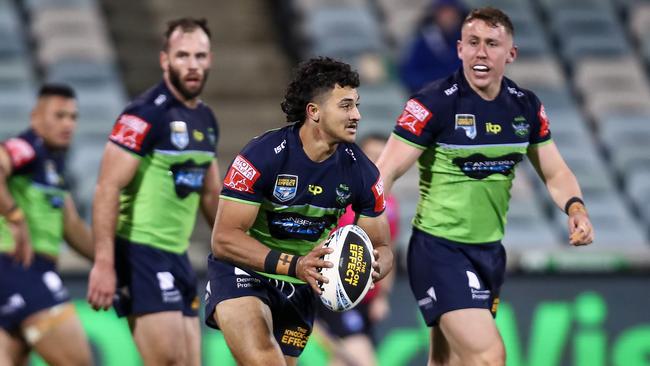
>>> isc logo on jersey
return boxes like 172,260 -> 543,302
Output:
397,99 -> 432,136
224,155 -> 261,193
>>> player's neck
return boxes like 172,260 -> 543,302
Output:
464,73 -> 502,101
163,77 -> 200,109
298,122 -> 338,163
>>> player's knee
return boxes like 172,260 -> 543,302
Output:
241,343 -> 284,366
157,347 -> 187,366
472,342 -> 505,366
65,347 -> 93,366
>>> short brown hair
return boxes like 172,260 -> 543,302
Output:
463,7 -> 514,36
163,17 -> 211,51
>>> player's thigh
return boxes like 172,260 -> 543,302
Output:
339,334 -> 376,366
23,305 -> 91,366
130,311 -> 187,364
285,355 -> 298,366
0,329 -> 29,366
183,316 -> 201,366
214,296 -> 285,365
438,308 -> 504,363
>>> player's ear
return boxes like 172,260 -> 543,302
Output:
506,45 -> 517,64
306,102 -> 320,123
160,50 -> 169,71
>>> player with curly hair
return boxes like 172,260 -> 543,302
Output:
204,57 -> 394,365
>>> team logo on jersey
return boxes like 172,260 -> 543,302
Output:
308,184 -> 323,195
455,114 -> 477,139
452,153 -> 523,179
336,183 -> 351,207
170,121 -> 189,150
224,155 -> 260,193
268,212 -> 336,241
44,160 -> 61,186
485,122 -> 502,135
512,116 -> 530,138
397,99 -> 432,136
273,174 -> 298,202
193,129 -> 204,142
207,128 -> 216,145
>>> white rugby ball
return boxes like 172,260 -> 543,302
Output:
318,224 -> 375,312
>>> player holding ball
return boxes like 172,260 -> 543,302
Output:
205,57 -> 393,366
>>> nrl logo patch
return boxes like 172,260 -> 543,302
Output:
455,114 -> 477,139
273,174 -> 298,202
170,121 -> 189,149
512,116 -> 530,138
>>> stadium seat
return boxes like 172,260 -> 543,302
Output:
505,57 -> 566,89
584,90 -> 650,119
574,57 -> 650,97
550,10 -> 631,62
626,169 -> 650,226
303,6 -> 384,60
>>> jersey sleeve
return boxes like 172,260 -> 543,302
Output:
108,105 -> 159,156
392,96 -> 442,149
2,137 -> 37,171
352,159 -> 386,218
220,139 -> 270,205
528,94 -> 552,147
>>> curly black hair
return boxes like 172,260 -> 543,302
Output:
281,57 -> 360,123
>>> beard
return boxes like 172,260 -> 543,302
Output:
168,65 -> 210,101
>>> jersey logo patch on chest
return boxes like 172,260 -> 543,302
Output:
170,121 -> 189,150
455,114 -> 477,139
273,174 -> 298,202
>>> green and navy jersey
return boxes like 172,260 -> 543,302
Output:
221,124 -> 385,283
109,81 -> 219,254
0,130 -> 68,256
393,69 -> 552,244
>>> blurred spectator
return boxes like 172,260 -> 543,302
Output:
397,0 -> 467,93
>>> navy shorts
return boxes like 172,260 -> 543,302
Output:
317,301 -> 373,341
204,254 -> 317,357
407,228 -> 506,326
114,237 -> 199,318
0,254 -> 70,331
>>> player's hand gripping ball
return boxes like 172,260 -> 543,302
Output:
318,225 -> 375,312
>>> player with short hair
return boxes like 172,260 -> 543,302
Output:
0,84 -> 94,366
377,7 -> 594,366
205,57 -> 394,366
86,17 -> 221,366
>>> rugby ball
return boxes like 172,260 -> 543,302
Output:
318,224 -> 375,312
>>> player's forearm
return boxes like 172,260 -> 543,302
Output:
201,193 -> 219,227
0,167 -> 16,214
92,183 -> 120,265
211,228 -> 271,271
545,168 -> 584,213
64,219 -> 94,261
